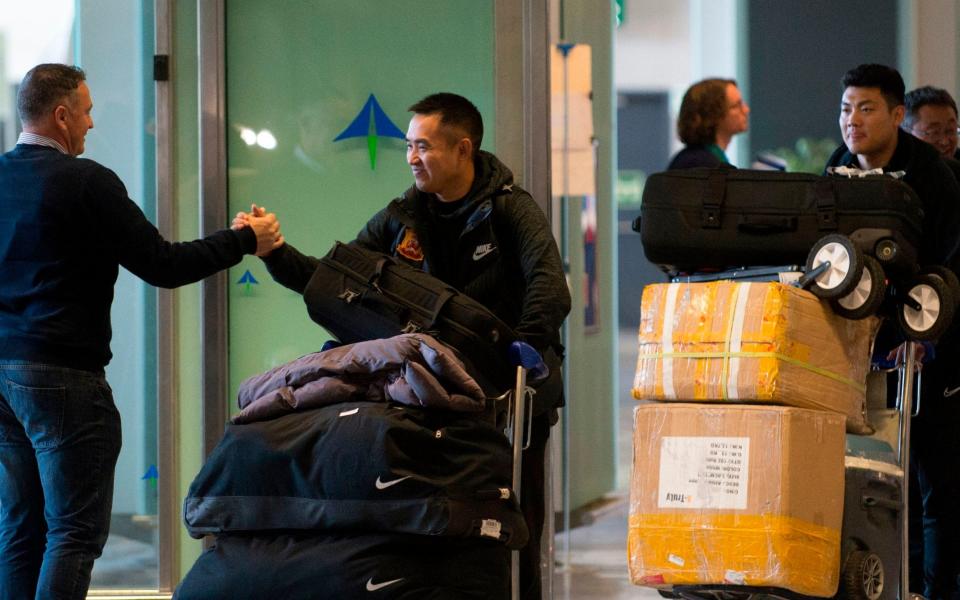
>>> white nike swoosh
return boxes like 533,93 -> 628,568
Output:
473,247 -> 495,260
366,577 -> 404,592
375,475 -> 411,490
944,386 -> 960,397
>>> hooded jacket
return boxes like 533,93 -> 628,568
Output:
263,150 -> 570,416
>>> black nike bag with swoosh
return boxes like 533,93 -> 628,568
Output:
302,241 -> 517,393
174,531 -> 509,599
182,401 -> 528,548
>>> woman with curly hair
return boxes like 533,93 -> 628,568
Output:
668,78 -> 749,169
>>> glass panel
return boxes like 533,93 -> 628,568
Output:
0,0 -> 160,591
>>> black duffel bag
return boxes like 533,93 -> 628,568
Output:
302,241 -> 516,392
635,167 -> 924,272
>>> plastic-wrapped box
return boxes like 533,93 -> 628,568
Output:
628,403 -> 845,597
632,281 -> 877,433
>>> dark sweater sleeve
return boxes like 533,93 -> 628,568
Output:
88,165 -> 255,288
504,192 -> 571,350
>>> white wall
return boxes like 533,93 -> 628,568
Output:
615,0 -> 744,163
909,0 -> 959,95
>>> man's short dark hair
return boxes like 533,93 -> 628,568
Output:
903,85 -> 958,129
408,93 -> 483,155
17,64 -> 86,126
677,78 -> 736,146
841,64 -> 905,109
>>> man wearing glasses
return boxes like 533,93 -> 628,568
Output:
903,83 -> 960,600
904,85 -> 960,161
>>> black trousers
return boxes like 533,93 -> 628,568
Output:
518,414 -> 550,600
907,366 -> 960,600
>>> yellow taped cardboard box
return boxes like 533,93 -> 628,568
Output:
628,402 -> 846,597
632,281 -> 878,433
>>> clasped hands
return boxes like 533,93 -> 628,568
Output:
232,204 -> 285,257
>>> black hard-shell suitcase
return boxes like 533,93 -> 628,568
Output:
635,167 -> 924,272
302,241 -> 517,392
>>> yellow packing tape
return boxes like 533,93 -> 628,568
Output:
627,512 -> 840,597
653,350 -> 866,393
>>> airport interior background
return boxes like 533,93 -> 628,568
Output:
1,0 -> 959,598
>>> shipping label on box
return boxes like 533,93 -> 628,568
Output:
658,437 -> 749,510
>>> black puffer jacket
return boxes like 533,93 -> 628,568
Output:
263,151 -> 570,415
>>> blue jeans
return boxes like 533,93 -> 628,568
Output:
0,362 -> 121,600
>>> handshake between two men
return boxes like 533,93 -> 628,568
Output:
237,204 -> 286,257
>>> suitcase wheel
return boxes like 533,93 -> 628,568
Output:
806,234 -> 864,299
832,255 -> 886,320
896,274 -> 955,341
918,265 -> 960,310
841,550 -> 884,600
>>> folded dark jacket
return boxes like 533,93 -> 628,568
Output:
234,333 -> 486,424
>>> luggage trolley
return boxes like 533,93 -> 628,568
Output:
493,341 -> 549,600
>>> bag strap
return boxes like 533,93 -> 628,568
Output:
700,169 -> 727,228
373,252 -> 455,330
814,178 -> 838,231
425,287 -> 457,329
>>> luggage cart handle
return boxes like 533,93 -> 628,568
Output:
508,341 -> 549,381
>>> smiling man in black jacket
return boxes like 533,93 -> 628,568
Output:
0,63 -> 282,600
825,64 -> 960,266
240,92 -> 570,600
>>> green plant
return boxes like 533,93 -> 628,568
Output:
768,137 -> 839,174
616,169 -> 646,206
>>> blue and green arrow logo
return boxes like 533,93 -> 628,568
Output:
142,464 -> 158,489
237,270 -> 259,295
334,93 -> 406,170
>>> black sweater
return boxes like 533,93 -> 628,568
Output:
0,144 -> 255,371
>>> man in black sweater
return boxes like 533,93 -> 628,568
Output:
826,64 -> 960,600
0,64 -> 282,600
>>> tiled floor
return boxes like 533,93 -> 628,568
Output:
552,498 -> 659,599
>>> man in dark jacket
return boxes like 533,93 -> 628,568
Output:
0,64 -> 282,600
825,64 -> 960,266
826,64 -> 960,600
242,92 -> 570,600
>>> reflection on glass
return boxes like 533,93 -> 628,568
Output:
0,1 -> 160,591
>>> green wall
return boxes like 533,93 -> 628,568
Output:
224,1 -> 495,399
